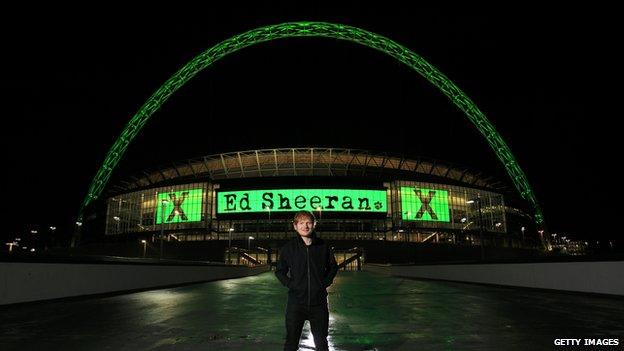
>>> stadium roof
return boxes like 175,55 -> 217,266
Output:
108,148 -> 510,195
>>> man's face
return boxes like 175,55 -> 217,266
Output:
293,217 -> 316,237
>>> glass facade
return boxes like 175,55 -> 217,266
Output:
390,181 -> 506,234
106,182 -> 211,235
105,180 -> 507,238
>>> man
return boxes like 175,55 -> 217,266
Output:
275,210 -> 339,351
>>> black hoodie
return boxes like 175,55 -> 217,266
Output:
275,234 -> 339,306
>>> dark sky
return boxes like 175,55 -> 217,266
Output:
1,5 -> 617,242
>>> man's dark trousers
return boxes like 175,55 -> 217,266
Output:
284,303 -> 329,351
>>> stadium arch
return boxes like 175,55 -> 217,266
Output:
79,21 -> 544,225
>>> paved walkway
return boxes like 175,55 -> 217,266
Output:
1,271 -> 623,350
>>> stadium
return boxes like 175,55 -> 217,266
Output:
67,23 -> 549,266
79,147 -> 540,265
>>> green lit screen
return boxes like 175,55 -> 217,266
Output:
400,187 -> 450,222
217,189 -> 387,214
156,188 -> 203,224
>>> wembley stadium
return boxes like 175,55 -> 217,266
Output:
77,147 -> 540,265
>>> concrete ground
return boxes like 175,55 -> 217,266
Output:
1,270 -> 623,350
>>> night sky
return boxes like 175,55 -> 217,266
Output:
1,5 -> 617,245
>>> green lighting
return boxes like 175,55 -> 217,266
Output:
400,187 -> 450,222
156,188 -> 203,224
216,189 -> 386,214
80,21 -> 543,225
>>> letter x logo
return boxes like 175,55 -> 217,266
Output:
167,192 -> 189,221
415,189 -> 438,220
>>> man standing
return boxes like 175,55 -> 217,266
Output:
275,210 -> 339,351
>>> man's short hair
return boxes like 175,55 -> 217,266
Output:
293,210 -> 316,224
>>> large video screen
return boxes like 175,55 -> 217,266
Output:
156,188 -> 203,224
400,186 -> 450,222
217,189 -> 387,214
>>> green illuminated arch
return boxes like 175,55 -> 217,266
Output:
80,21 -> 544,224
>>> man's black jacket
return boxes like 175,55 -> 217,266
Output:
275,234 -> 338,306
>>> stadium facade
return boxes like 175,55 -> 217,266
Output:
94,148 -> 537,249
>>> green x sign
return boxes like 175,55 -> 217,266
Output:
400,187 -> 450,222
156,188 -> 203,224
